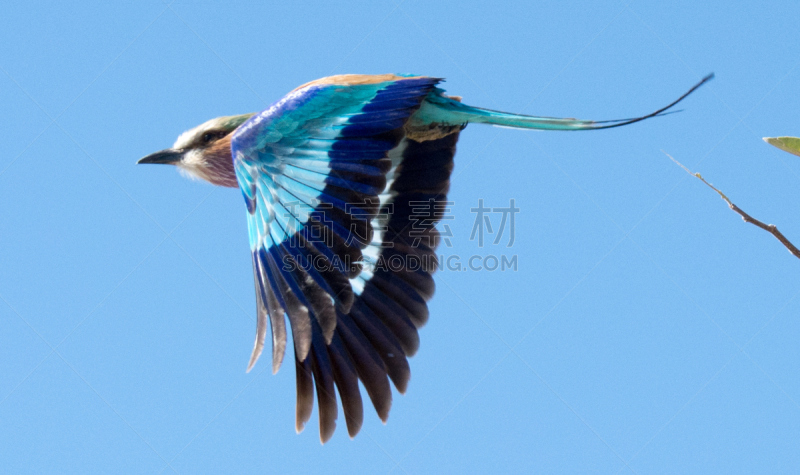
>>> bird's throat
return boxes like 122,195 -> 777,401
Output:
182,135 -> 239,188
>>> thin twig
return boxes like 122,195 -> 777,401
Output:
663,150 -> 800,260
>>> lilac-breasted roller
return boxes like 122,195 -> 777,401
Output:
138,73 -> 711,443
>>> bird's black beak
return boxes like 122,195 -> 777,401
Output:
137,149 -> 184,165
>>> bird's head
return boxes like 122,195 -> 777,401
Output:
138,113 -> 255,188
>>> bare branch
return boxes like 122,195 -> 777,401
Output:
663,151 -> 800,260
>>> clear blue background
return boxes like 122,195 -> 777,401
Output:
2,1 -> 799,473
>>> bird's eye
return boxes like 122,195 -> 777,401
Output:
201,131 -> 225,144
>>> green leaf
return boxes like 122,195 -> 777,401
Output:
763,136 -> 800,157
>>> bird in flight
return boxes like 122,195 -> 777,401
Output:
139,73 -> 711,443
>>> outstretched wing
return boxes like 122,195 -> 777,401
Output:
324,132 -> 461,438
231,74 -> 444,440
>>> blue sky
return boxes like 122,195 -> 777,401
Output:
2,0 -> 800,473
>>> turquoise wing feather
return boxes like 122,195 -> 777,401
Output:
230,76 -> 440,439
